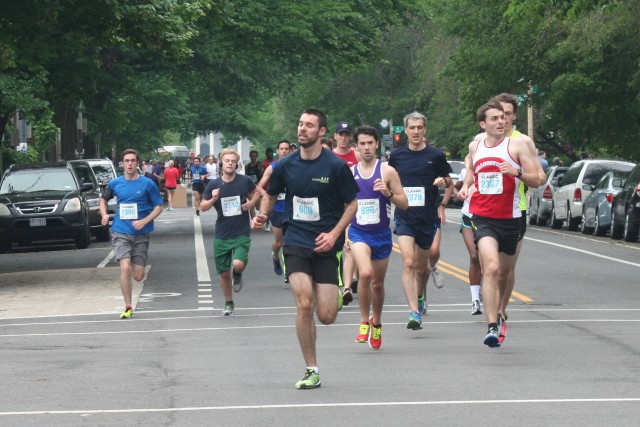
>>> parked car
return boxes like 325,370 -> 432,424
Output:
551,159 -> 634,231
0,162 -> 92,252
611,163 -> 640,242
529,165 -> 568,226
581,170 -> 628,236
68,160 -> 111,242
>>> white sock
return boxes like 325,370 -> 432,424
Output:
306,366 -> 318,374
470,285 -> 481,301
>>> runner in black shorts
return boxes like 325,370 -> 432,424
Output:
189,157 -> 208,216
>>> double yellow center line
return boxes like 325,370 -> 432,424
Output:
391,242 -> 533,302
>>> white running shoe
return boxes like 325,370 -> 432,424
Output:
431,264 -> 444,288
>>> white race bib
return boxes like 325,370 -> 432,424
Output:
221,196 -> 242,216
192,173 -> 200,180
356,199 -> 380,225
120,203 -> 138,220
478,172 -> 503,194
404,187 -> 425,207
293,196 -> 320,221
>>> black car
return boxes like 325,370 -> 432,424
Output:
0,162 -> 92,252
68,160 -> 112,241
611,163 -> 640,242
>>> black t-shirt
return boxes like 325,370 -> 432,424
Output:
203,175 -> 256,239
267,149 -> 359,251
244,162 -> 262,184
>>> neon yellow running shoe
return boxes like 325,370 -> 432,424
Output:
295,369 -> 321,389
119,306 -> 133,319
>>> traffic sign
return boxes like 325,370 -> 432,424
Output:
393,126 -> 404,133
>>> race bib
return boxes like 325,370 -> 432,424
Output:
404,187 -> 425,207
192,173 -> 200,180
120,203 -> 138,220
356,199 -> 380,225
221,196 -> 242,216
277,193 -> 286,201
478,172 -> 503,194
293,196 -> 320,221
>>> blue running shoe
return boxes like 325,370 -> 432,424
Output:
418,296 -> 427,315
406,311 -> 422,330
272,252 -> 283,276
484,326 -> 501,348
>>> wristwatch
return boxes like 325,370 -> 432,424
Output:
516,168 -> 523,178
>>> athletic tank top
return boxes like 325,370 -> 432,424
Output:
351,160 -> 391,232
469,137 -> 522,219
510,130 -> 528,211
333,149 -> 358,168
245,162 -> 261,183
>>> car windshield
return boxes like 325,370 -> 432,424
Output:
583,162 -> 634,185
448,161 -> 465,174
0,169 -> 76,194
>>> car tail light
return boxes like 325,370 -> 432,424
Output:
605,193 -> 614,204
573,188 -> 582,202
542,185 -> 553,200
636,184 -> 640,197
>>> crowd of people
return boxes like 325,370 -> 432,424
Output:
102,93 -> 546,389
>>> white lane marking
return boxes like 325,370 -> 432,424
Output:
194,216 -> 215,310
3,318 -> 640,338
97,250 -> 114,268
524,236 -> 640,268
1,397 -> 640,416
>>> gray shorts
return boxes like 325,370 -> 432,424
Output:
111,232 -> 150,266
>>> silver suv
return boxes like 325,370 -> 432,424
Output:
551,159 -> 634,230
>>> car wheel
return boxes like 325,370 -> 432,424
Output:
567,205 -> 580,231
76,222 -> 91,249
581,208 -> 593,234
94,225 -> 111,242
610,211 -> 623,240
529,208 -> 537,225
551,206 -> 562,229
0,239 -> 11,254
594,210 -> 607,237
623,211 -> 639,242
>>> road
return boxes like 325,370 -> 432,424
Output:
1,199 -> 640,426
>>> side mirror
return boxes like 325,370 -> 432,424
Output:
582,184 -> 594,191
612,178 -> 623,188
81,182 -> 94,191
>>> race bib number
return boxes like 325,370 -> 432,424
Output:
293,196 -> 320,221
404,187 -> 425,207
356,199 -> 380,225
221,196 -> 242,216
478,172 -> 503,194
192,173 -> 200,180
120,203 -> 138,220
277,193 -> 286,201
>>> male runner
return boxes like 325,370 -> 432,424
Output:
190,157 -> 208,216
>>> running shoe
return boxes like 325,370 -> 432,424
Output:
195,209 -> 200,216
265,221 -> 271,232
418,296 -> 427,315
119,306 -> 133,319
471,299 -> 482,315
351,278 -> 359,294
272,252 -> 283,276
284,275 -> 289,284
232,269 -> 243,293
498,314 -> 507,344
342,287 -> 353,306
222,301 -> 235,316
167,207 -> 174,211
406,311 -> 422,330
355,321 -> 370,343
484,325 -> 501,348
431,264 -> 444,288
369,316 -> 382,350
295,369 -> 321,389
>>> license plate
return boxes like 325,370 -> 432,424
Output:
30,218 -> 46,227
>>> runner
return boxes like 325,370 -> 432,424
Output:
252,108 -> 358,389
200,149 -> 261,316
388,112 -> 452,330
458,101 -> 540,347
163,160 -> 180,211
349,125 -> 408,349
189,157 -> 208,216
99,149 -> 163,319
256,139 -> 291,277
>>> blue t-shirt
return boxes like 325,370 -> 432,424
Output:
267,149 -> 359,251
109,175 -> 163,235
203,175 -> 256,239
270,160 -> 285,213
388,144 -> 452,227
190,164 -> 208,183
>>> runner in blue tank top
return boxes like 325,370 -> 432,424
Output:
348,125 -> 407,349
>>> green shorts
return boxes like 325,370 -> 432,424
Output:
214,236 -> 251,274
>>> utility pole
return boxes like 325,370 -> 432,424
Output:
527,82 -> 534,139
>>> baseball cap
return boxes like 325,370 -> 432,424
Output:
335,122 -> 352,134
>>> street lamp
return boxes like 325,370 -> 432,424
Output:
76,100 -> 86,159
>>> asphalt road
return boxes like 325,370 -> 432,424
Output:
1,197 -> 640,426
